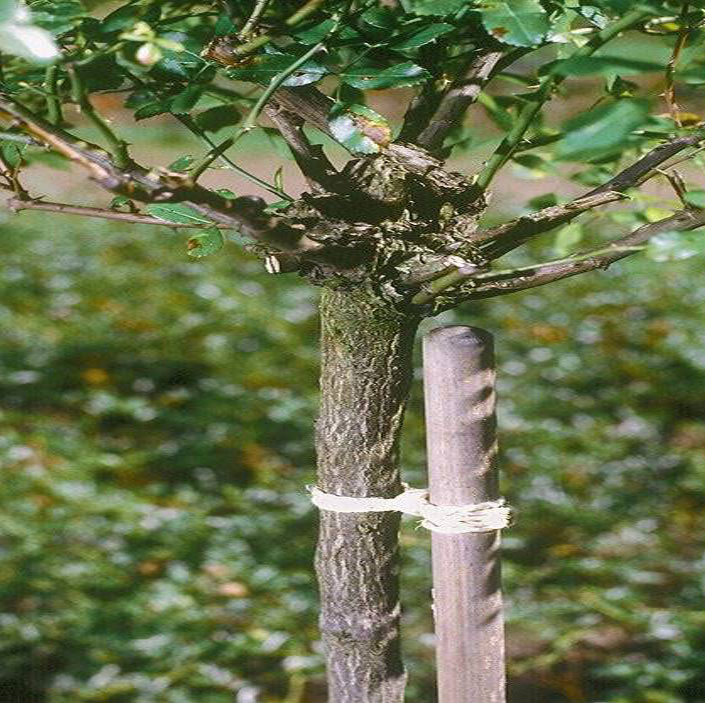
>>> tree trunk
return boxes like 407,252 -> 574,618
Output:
315,285 -> 420,703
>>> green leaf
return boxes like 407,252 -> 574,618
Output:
479,0 -> 550,47
340,62 -> 431,90
145,204 -> 213,226
195,105 -> 241,132
556,99 -> 649,162
168,85 -> 203,114
264,200 -> 290,213
187,226 -> 224,258
23,0 -> 85,36
576,5 -> 609,29
391,22 -> 454,50
168,155 -> 195,172
110,195 -> 133,210
684,190 -> 705,209
646,231 -> 705,262
0,142 -> 24,169
214,13 -> 236,37
226,53 -> 328,87
294,19 -> 360,44
360,8 -> 397,29
553,222 -> 584,256
125,88 -> 156,109
152,48 -> 210,82
552,56 -> 663,77
133,102 -> 168,120
274,166 -> 284,193
101,4 -> 143,33
399,0 -> 467,15
528,193 -> 558,210
329,104 -> 392,155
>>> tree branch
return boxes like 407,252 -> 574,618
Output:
398,79 -> 443,145
173,114 -> 292,200
239,0 -> 272,38
205,0 -> 326,61
460,208 -> 705,301
465,130 -> 705,262
471,190 -> 625,250
584,129 -> 705,196
264,103 -> 339,192
415,50 -> 504,154
0,96 -> 313,251
4,197 -> 237,228
68,65 -> 131,168
267,85 -> 334,137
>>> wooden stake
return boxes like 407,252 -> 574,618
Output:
423,326 -> 506,703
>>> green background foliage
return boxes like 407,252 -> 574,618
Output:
2,204 -> 705,703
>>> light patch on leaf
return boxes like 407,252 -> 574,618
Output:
0,2 -> 59,62
329,104 -> 391,155
399,0 -> 466,15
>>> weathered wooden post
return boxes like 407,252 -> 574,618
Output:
423,326 -> 506,703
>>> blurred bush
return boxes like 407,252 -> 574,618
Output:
1,211 -> 705,702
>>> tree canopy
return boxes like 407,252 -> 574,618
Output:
2,0 -> 705,309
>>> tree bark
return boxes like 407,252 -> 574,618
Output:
315,285 -> 420,703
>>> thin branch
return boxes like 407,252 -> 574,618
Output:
409,129 -> 705,305
174,114 -> 293,200
239,0 -> 272,38
585,129 -> 705,196
4,197 -> 237,228
460,207 -> 705,301
471,190 -> 625,248
234,39 -> 331,141
270,85 -> 334,136
0,96 -> 311,251
264,103 -> 339,191
44,65 -> 62,125
474,9 -> 651,192
398,79 -> 442,145
638,144 -> 705,183
189,136 -> 236,181
68,65 -> 131,168
112,65 -> 288,196
466,130 -> 705,263
206,0 -> 326,60
415,50 -> 504,153
664,2 -> 691,123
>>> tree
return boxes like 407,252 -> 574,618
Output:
2,0 -> 705,700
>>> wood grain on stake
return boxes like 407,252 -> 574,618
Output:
423,326 -> 505,703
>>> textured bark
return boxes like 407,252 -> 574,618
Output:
315,286 -> 420,703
